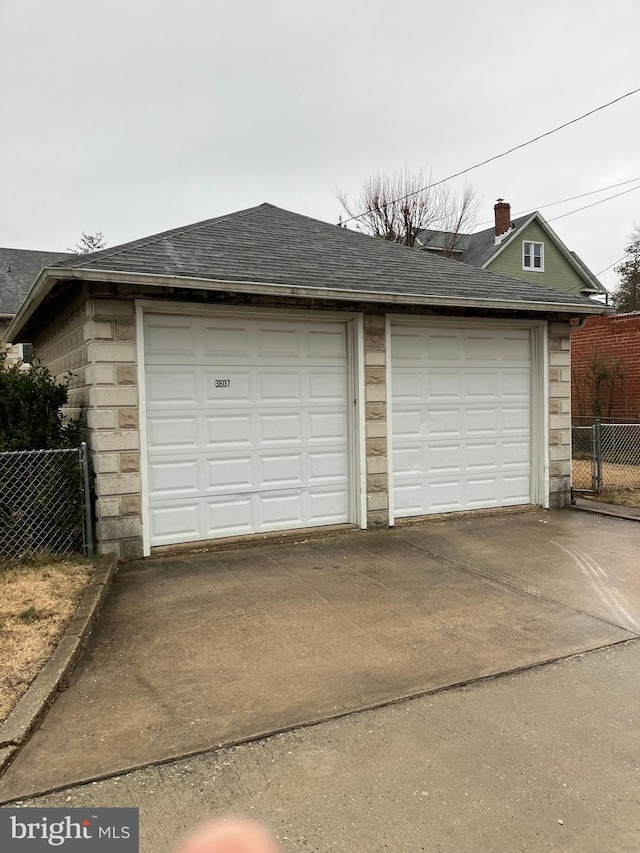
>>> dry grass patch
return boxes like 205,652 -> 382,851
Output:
0,559 -> 92,723
573,459 -> 640,491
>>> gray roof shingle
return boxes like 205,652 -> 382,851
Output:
0,247 -> 73,315
49,204 -> 598,310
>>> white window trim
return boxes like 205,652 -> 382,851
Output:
523,240 -> 544,272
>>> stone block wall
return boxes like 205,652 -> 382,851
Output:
87,296 -> 143,560
547,321 -> 572,507
363,313 -> 389,527
33,292 -> 91,418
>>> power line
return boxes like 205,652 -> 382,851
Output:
475,177 -> 640,226
340,86 -> 640,225
596,255 -> 629,276
547,184 -> 640,223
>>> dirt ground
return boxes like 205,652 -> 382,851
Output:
572,458 -> 640,496
0,559 -> 92,722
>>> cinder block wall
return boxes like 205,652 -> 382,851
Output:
87,295 -> 143,560
363,313 -> 389,527
548,321 -> 572,507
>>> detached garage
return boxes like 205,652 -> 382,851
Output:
6,203 -> 606,559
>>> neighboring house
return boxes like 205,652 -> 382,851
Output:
571,313 -> 640,419
420,200 -> 607,298
0,247 -> 73,363
7,203 -> 606,559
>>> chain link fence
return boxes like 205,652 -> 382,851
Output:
572,419 -> 640,494
0,443 -> 93,562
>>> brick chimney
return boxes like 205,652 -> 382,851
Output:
494,199 -> 511,237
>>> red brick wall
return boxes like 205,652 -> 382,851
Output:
571,314 -> 640,418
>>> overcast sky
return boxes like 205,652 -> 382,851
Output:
1,0 -> 639,291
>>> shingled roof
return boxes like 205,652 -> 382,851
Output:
0,247 -> 72,315
47,203 -> 601,311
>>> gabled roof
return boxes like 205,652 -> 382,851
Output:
462,212 -> 607,294
9,204 -> 607,341
0,247 -> 73,316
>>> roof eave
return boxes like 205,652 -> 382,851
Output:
7,266 -> 610,340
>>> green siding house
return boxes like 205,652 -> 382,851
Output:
420,200 -> 606,298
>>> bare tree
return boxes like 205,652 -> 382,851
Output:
68,231 -> 106,254
612,226 -> 640,313
336,169 -> 480,254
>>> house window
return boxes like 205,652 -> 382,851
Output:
523,241 -> 544,271
17,343 -> 33,364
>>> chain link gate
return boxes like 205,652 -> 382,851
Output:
572,419 -> 640,495
0,442 -> 93,562
571,422 -> 601,492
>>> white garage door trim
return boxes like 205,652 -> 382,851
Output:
386,316 -> 548,525
136,301 -> 366,555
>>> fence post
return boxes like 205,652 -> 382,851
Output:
80,442 -> 94,558
594,419 -> 603,494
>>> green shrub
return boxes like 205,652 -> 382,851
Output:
0,353 -> 84,450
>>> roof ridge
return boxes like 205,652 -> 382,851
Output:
56,203 -> 273,269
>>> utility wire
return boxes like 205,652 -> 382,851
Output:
475,177 -> 640,226
340,86 -> 640,225
596,255 -> 629,276
547,184 -> 640,223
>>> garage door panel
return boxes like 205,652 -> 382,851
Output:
259,454 -> 305,489
308,329 -> 348,359
258,372 -> 302,402
258,413 -> 304,444
206,414 -> 253,447
502,439 -> 530,463
309,487 -> 350,523
429,332 -> 463,360
203,371 -> 252,405
427,372 -> 463,400
309,450 -> 349,482
308,411 -> 348,442
145,319 -> 196,357
502,407 -> 531,432
426,409 -> 463,437
308,370 -> 348,403
151,503 -> 200,544
392,324 -> 532,518
148,459 -> 200,498
146,369 -> 198,405
391,371 -> 423,401
147,415 -> 199,451
207,455 -> 254,490
145,314 -> 351,545
502,474 -> 531,501
257,327 -> 300,358
203,324 -> 252,358
464,373 -> 499,399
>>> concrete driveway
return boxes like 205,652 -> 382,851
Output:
1,508 -> 638,802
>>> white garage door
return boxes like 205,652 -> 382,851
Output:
144,313 -> 351,546
391,324 -> 532,517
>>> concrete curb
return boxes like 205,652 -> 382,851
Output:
0,554 -> 119,775
571,501 -> 640,523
